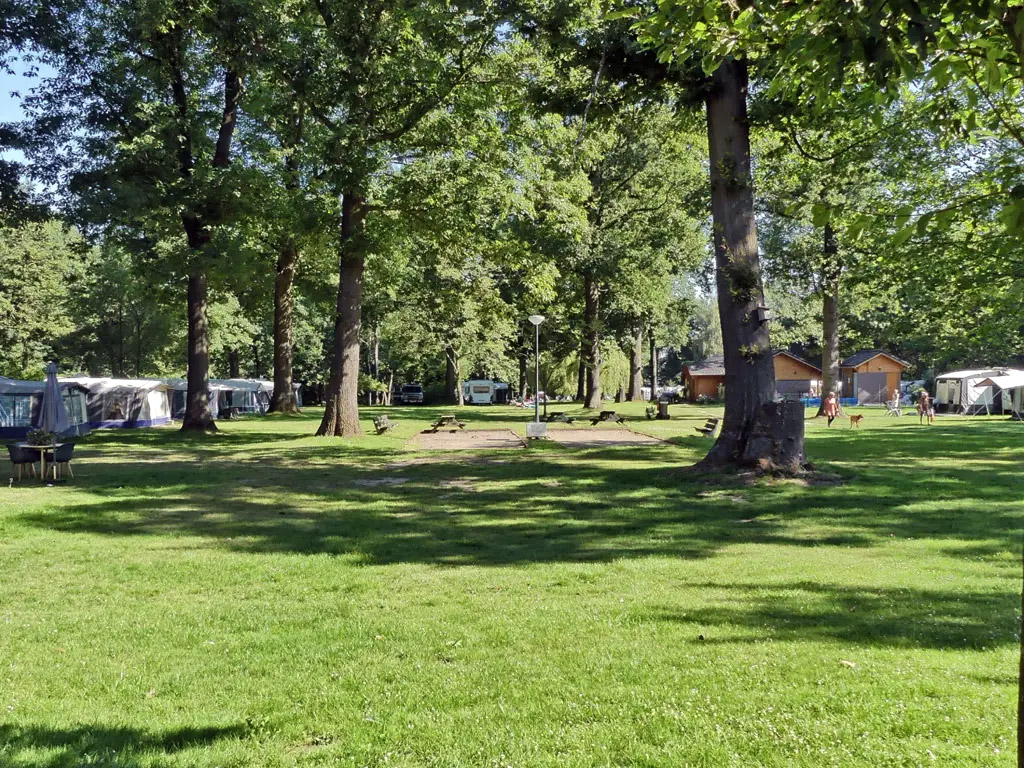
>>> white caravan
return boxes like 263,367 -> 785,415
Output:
461,380 -> 509,405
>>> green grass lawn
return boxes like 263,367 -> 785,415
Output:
1,402 -> 1021,766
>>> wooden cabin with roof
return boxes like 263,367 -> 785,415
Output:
682,357 -> 725,401
840,350 -> 908,404
773,351 -> 822,399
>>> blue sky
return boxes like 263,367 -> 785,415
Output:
0,57 -> 49,122
1,59 -> 53,161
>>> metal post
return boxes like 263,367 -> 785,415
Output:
534,322 -> 540,423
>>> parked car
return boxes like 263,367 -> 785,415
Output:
398,384 -> 424,404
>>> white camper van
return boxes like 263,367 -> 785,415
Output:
461,380 -> 509,405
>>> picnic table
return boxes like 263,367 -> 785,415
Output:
17,442 -> 63,482
590,410 -> 626,426
429,414 -> 466,433
543,411 -> 575,424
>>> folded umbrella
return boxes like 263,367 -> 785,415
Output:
41,361 -> 71,437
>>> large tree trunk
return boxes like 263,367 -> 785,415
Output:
627,326 -> 643,401
518,350 -> 528,399
366,326 -> 381,405
175,64 -> 242,433
317,191 -> 366,437
445,346 -> 463,405
269,237 -> 301,413
228,348 -> 240,378
816,223 -> 842,417
697,57 -> 792,471
576,341 -> 586,402
583,272 -> 602,409
182,270 -> 216,430
649,328 -> 658,400
269,104 -> 303,414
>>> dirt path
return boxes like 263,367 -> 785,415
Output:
408,429 -> 526,451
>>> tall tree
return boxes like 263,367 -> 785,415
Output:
279,0 -> 502,436
21,0 -> 271,430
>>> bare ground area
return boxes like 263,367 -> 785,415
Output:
548,428 -> 664,447
408,429 -> 526,451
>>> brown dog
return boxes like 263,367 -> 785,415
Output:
849,414 -> 864,428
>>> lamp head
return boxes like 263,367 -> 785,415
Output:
528,314 -> 545,326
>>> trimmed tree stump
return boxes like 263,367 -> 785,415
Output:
740,401 -> 806,474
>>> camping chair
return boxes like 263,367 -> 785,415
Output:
43,443 -> 75,480
7,443 -> 39,480
885,398 -> 902,417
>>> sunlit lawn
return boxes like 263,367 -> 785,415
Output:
1,402 -> 1020,766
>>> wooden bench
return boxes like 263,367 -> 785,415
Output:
373,414 -> 395,435
590,410 -> 626,426
430,415 -> 466,433
695,417 -> 720,437
544,412 -> 575,424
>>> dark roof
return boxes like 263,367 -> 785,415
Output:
685,357 -> 725,377
773,350 -> 821,373
840,349 -> 908,368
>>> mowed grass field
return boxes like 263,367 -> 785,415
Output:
1,402 -> 1021,767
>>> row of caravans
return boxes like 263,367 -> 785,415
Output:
934,368 -> 1024,416
0,376 -> 302,438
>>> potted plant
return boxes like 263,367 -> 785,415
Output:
26,429 -> 56,446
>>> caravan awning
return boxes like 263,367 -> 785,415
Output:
935,369 -> 1003,381
978,372 -> 1024,390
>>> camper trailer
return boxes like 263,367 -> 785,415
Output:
210,379 -> 274,415
933,369 -> 1007,414
165,378 -> 302,419
975,371 -> 1024,418
64,377 -> 173,428
0,377 -> 90,439
461,380 -> 510,405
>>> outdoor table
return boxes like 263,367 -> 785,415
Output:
17,442 -> 64,482
430,415 -> 466,433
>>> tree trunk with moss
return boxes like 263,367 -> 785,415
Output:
697,57 -> 802,471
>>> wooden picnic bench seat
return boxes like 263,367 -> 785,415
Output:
590,410 -> 626,426
373,414 -> 395,435
695,417 -> 719,437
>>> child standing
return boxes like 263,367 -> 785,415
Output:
824,391 -> 839,427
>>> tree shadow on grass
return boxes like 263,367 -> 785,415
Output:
14,432 -> 1023,571
635,579 -> 1018,650
0,722 -> 246,767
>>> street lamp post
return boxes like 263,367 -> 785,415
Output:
528,314 -> 545,424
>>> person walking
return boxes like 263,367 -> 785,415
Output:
824,390 -> 839,427
917,390 -> 934,425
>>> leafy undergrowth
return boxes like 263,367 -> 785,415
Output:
1,403 -> 1020,766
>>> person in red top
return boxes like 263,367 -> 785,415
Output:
824,391 -> 839,427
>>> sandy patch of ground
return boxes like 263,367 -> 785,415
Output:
408,429 -> 526,451
548,429 -> 664,447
